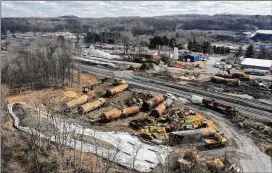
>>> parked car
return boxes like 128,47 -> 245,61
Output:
213,62 -> 221,68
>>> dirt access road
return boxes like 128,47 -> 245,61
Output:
196,106 -> 272,172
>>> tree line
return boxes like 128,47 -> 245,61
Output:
187,40 -> 230,54
2,14 -> 272,35
148,36 -> 184,49
239,44 -> 272,60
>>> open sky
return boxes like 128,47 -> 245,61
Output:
2,1 -> 272,18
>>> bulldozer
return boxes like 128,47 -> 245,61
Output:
140,126 -> 167,140
203,132 -> 227,148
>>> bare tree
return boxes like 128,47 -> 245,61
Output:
1,38 -> 74,90
131,143 -> 142,170
121,31 -> 134,54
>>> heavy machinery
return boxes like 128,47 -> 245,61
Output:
217,64 -> 251,81
82,84 -> 98,93
112,78 -> 126,86
178,150 -> 200,167
202,98 -> 238,116
181,119 -> 209,130
140,126 -> 167,140
203,132 -> 228,148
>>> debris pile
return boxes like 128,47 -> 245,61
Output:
138,63 -> 159,71
124,92 -> 153,107
211,76 -> 240,86
88,49 -> 121,60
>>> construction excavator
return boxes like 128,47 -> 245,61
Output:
217,64 -> 251,81
203,132 -> 228,148
181,119 -> 209,130
140,125 -> 167,140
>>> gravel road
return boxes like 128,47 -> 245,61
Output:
199,108 -> 272,173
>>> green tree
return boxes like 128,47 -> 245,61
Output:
221,46 -> 225,54
192,40 -> 197,51
169,38 -> 177,49
235,46 -> 243,57
212,45 -> 217,54
196,43 -> 203,52
257,47 -> 268,59
245,43 -> 255,58
202,41 -> 211,53
149,36 -> 163,49
85,32 -> 101,43
188,41 -> 193,50
162,36 -> 169,46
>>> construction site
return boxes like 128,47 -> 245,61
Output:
1,11 -> 272,172
5,60 -> 272,172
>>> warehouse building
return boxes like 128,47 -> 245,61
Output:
182,53 -> 201,62
241,58 -> 272,75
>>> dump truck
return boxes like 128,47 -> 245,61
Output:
203,133 -> 227,148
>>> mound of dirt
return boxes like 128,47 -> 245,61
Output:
139,63 -> 159,71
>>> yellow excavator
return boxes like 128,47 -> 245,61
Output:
227,65 -> 251,81
140,126 -> 167,140
181,119 -> 209,130
203,132 -> 228,148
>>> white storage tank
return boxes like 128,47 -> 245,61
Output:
174,47 -> 178,60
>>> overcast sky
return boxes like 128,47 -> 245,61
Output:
2,1 -> 272,18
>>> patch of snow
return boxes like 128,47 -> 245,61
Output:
88,49 -> 121,60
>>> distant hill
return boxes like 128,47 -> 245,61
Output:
1,14 -> 272,35
59,15 -> 79,19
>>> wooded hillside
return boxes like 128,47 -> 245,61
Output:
2,14 -> 272,35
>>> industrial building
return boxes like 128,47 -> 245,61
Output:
241,58 -> 272,75
250,30 -> 272,41
182,53 -> 201,62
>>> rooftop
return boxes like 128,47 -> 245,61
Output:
241,58 -> 272,68
256,30 -> 272,35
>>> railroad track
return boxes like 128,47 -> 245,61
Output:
132,75 -> 272,113
78,64 -> 272,122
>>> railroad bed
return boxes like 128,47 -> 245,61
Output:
78,64 -> 272,123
